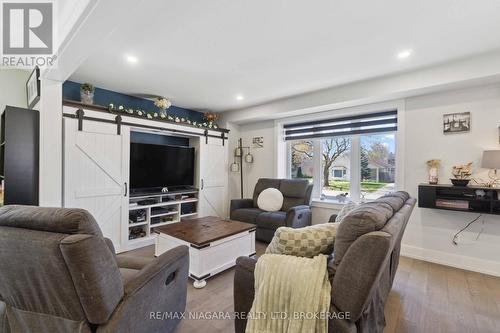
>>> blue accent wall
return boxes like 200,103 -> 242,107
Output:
63,80 -> 204,122
130,131 -> 189,147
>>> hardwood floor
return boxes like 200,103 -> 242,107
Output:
121,244 -> 500,333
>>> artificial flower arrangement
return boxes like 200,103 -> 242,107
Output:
154,97 -> 171,110
107,103 -> 219,130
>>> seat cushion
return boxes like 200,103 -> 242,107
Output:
119,268 -> 139,285
255,211 -> 287,230
231,208 -> 263,224
333,201 -> 394,269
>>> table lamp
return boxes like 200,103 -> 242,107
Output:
481,150 -> 500,186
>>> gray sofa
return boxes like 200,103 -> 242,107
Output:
233,191 -> 416,333
0,205 -> 189,333
230,178 -> 313,242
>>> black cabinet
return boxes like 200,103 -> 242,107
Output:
0,106 -> 39,205
418,184 -> 500,215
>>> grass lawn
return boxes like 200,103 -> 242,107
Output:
327,181 -> 388,192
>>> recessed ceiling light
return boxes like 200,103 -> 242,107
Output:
126,55 -> 139,63
397,50 -> 413,59
236,94 -> 244,101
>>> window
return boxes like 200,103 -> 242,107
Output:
321,137 -> 351,199
285,110 -> 398,202
290,140 -> 314,184
360,133 -> 396,200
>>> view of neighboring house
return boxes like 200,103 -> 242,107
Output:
291,134 -> 396,200
331,155 -> 395,182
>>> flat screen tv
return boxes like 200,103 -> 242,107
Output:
130,143 -> 195,195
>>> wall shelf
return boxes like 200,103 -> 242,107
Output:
129,221 -> 148,227
63,99 -> 229,133
418,184 -> 500,215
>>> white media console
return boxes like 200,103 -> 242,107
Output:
127,190 -> 199,248
62,104 -> 229,253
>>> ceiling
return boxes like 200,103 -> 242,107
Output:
70,0 -> 500,112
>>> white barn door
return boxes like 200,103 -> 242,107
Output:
63,118 -> 129,252
198,138 -> 228,218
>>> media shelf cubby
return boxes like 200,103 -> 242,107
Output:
418,184 -> 500,215
127,189 -> 199,245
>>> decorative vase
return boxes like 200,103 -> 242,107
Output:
80,91 -> 94,104
428,167 -> 439,184
158,108 -> 167,118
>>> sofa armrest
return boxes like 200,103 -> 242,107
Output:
230,199 -> 254,213
116,255 -> 154,270
285,205 -> 312,228
234,256 -> 257,333
97,246 -> 189,333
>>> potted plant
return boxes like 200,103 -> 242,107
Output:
451,162 -> 473,186
80,83 -> 95,104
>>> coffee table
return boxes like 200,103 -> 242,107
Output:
154,216 -> 256,288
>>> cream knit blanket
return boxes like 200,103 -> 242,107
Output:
245,254 -> 331,333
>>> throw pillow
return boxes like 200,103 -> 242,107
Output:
266,223 -> 340,258
257,188 -> 284,212
335,201 -> 358,222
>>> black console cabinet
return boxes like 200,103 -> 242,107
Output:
418,184 -> 500,215
0,106 -> 40,205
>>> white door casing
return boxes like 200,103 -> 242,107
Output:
63,118 -> 130,252
198,138 -> 228,218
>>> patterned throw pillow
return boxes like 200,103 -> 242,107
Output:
266,223 -> 340,258
334,201 -> 359,222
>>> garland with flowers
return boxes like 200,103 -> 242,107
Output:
107,103 -> 220,130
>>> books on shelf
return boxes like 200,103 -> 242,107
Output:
435,199 -> 469,210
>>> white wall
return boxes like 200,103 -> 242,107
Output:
225,122 -> 242,201
0,69 -> 29,111
230,82 -> 500,276
38,79 -> 63,206
402,83 -> 500,276
237,121 -> 276,198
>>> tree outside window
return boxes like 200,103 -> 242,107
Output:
360,134 -> 396,200
321,137 -> 351,199
291,140 -> 313,183
289,132 -> 396,202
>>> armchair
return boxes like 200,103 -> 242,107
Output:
230,178 -> 313,242
233,192 -> 417,333
0,205 -> 189,333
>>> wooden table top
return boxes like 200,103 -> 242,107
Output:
154,216 -> 256,247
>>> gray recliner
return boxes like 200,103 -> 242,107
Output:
230,178 -> 313,242
233,191 -> 416,333
0,205 -> 189,333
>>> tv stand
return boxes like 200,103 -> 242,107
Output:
127,188 -> 199,250
418,184 -> 500,214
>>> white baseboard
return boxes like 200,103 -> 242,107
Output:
401,244 -> 500,277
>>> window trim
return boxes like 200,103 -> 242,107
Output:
278,100 -> 405,205
289,130 -> 397,202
